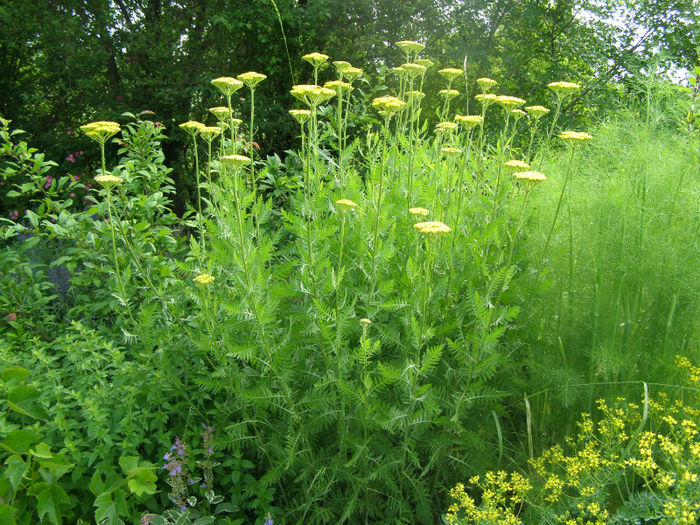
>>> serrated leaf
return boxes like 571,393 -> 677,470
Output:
127,467 -> 157,496
30,442 -> 53,458
0,367 -> 30,385
7,385 -> 48,420
36,483 -> 70,524
3,455 -> 27,492
0,429 -> 42,454
94,489 -> 128,525
0,503 -> 17,524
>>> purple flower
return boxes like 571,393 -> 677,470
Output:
163,453 -> 170,461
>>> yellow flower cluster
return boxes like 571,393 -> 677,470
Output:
211,76 -> 243,96
504,159 -> 530,171
335,198 -> 357,211
193,273 -> 215,286
81,121 -> 121,143
291,84 -> 336,107
289,109 -> 311,125
371,96 -> 406,116
401,62 -> 427,78
495,95 -> 526,109
221,154 -> 251,168
395,40 -> 425,55
414,221 -> 451,234
302,52 -> 329,66
438,67 -> 463,81
238,71 -> 267,89
476,77 -> 497,92
439,89 -> 460,99
526,105 -> 550,118
548,81 -> 581,96
559,130 -> 593,143
408,207 -> 430,217
94,174 -> 124,188
454,114 -> 484,129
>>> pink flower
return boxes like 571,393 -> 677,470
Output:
86,183 -> 92,189
72,175 -> 79,181
7,312 -> 17,322
70,193 -> 75,198
44,175 -> 53,189
9,210 -> 19,220
115,95 -> 123,101
66,154 -> 75,163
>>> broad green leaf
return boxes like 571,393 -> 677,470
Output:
118,455 -> 139,474
3,455 -> 27,492
0,429 -> 42,454
34,483 -> 70,525
0,503 -> 17,524
0,367 -> 30,386
7,385 -> 48,420
94,489 -> 128,525
127,467 -> 157,496
30,442 -> 53,458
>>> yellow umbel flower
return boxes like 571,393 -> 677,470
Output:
179,121 -> 205,135
199,126 -> 222,141
371,96 -> 406,116
81,121 -> 121,143
402,62 -> 427,78
511,108 -> 526,118
559,130 -> 593,143
525,105 -> 550,118
332,60 -> 351,72
324,80 -> 352,93
441,147 -> 462,157
289,109 -> 311,125
335,198 -> 358,211
414,221 -> 452,235
409,207 -> 430,217
476,77 -> 498,92
291,85 -> 336,106
439,89 -> 460,99
94,174 -> 124,188
209,106 -> 231,121
504,160 -> 530,171
455,114 -> 484,129
415,58 -> 434,69
302,52 -> 329,67
237,71 -> 267,89
438,68 -> 463,81
343,67 -> 363,82
513,171 -> 547,183
221,154 -> 251,168
407,90 -> 426,100
396,40 -> 426,55
548,81 -> 580,96
436,121 -> 458,132
211,77 -> 243,96
391,66 -> 406,76
495,95 -> 526,109
193,273 -> 215,286
359,318 -> 372,327
475,93 -> 498,107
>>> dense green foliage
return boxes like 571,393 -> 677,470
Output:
0,33 -> 699,525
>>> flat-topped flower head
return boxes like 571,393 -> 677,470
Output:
193,273 -> 215,286
81,121 -> 121,143
475,93 -> 498,107
439,89 -> 459,99
209,106 -> 232,121
199,126 -> 222,141
324,80 -> 352,93
230,118 -> 243,127
396,41 -> 426,55
476,77 -> 498,93
94,174 -> 124,188
525,105 -> 550,119
391,66 -> 406,77
401,62 -> 427,79
559,130 -> 593,143
372,96 -> 405,116
495,95 -> 526,110
513,171 -> 547,184
211,77 -> 243,97
436,121 -> 458,132
414,221 -> 451,235
455,114 -> 484,129
359,318 -> 372,328
335,198 -> 358,212
179,121 -> 205,135
332,60 -> 351,73
409,207 -> 430,217
291,84 -> 335,106
415,58 -> 434,69
511,108 -> 526,119
407,90 -> 425,101
343,67 -> 363,82
221,154 -> 251,169
548,81 -> 580,97
237,71 -> 267,89
302,52 -> 329,67
289,109 -> 311,125
504,160 -> 530,172
438,68 -> 463,81
441,147 -> 462,158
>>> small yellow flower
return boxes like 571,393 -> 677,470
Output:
396,40 -> 426,55
81,121 -> 121,143
559,130 -> 593,143
548,81 -> 580,97
455,114 -> 484,129
359,318 -> 372,327
335,198 -> 358,211
475,93 -> 498,107
436,121 -> 458,132
94,174 -> 124,188
476,77 -> 497,92
438,68 -> 463,81
495,95 -> 526,109
391,66 -> 406,77
199,126 -> 222,141
343,67 -> 363,82
414,221 -> 452,235
302,52 -> 329,67
415,58 -> 434,69
407,90 -> 426,101
372,96 -> 405,115
525,105 -> 550,119
513,171 -> 547,183
211,77 -> 243,96
441,147 -> 462,157
332,60 -> 351,72
324,80 -> 352,93
193,273 -> 215,286
179,121 -> 206,135
289,109 -> 311,125
237,71 -> 267,89
221,154 -> 251,168
291,85 -> 336,106
401,62 -> 427,78
504,160 -> 530,171
511,108 -> 526,118
409,207 -> 430,217
439,89 -> 460,99
209,106 -> 232,121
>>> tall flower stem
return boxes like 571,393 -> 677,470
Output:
247,88 -> 257,193
417,237 -> 433,352
192,136 -> 204,252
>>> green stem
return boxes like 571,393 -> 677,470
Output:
541,145 -> 577,264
